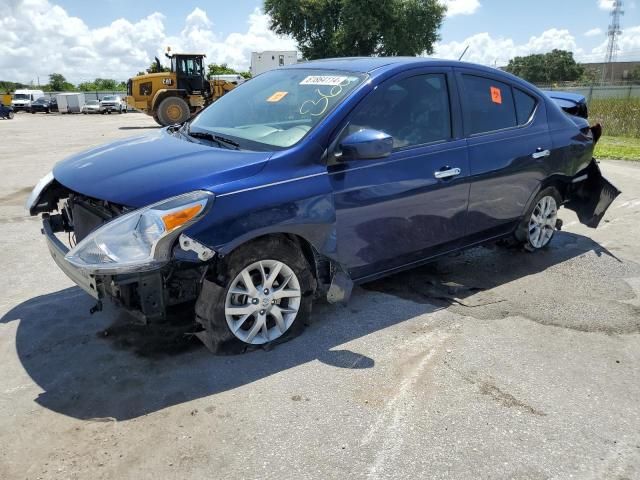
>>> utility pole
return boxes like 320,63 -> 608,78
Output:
602,0 -> 624,84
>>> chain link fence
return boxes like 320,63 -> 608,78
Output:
536,83 -> 640,101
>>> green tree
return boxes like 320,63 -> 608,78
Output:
264,0 -> 446,59
77,78 -> 125,91
0,81 -> 28,93
505,50 -> 585,84
629,65 -> 640,84
207,63 -> 239,78
45,73 -> 76,92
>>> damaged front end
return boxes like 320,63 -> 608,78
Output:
28,178 -> 217,322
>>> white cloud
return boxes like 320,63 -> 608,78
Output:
435,28 -> 581,66
584,27 -> 603,37
435,24 -> 640,66
441,0 -> 481,16
588,24 -> 640,60
599,0 -> 615,10
0,0 -> 295,83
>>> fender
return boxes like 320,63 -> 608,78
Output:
151,89 -> 188,111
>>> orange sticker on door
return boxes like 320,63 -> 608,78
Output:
267,91 -> 288,102
490,86 -> 502,104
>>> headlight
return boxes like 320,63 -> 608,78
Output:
26,171 -> 54,214
65,190 -> 214,274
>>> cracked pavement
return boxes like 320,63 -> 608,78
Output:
1,113 -> 639,479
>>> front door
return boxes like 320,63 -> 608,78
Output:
329,69 -> 470,280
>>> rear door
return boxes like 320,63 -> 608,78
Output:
456,69 -> 552,240
329,68 -> 470,280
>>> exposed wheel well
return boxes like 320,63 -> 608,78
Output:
540,176 -> 570,203
217,233 -> 334,291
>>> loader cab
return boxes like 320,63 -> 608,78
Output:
170,54 -> 206,95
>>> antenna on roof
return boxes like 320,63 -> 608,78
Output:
458,45 -> 470,61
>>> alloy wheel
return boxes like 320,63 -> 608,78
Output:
225,259 -> 302,344
528,195 -> 558,249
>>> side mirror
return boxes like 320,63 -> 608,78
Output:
338,129 -> 393,161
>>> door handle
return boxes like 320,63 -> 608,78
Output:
434,167 -> 461,179
532,149 -> 551,159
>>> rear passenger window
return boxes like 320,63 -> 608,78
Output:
461,75 -> 516,135
346,73 -> 452,149
514,88 -> 537,125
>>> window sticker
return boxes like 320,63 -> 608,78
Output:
490,86 -> 502,104
267,91 -> 288,102
300,75 -> 349,86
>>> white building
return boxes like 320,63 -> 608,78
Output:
250,51 -> 298,76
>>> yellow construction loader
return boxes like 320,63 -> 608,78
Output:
126,52 -> 242,126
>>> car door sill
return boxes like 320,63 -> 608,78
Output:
353,231 -> 513,285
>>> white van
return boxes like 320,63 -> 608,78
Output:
11,89 -> 45,111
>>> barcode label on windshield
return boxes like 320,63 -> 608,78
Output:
300,76 -> 348,86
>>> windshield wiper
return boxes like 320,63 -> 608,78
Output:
184,125 -> 240,150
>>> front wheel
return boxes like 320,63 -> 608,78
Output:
156,96 -> 190,126
8,111 -> 14,119
516,187 -> 561,251
195,237 -> 315,354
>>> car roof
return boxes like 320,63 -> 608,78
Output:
286,57 -> 527,80
285,56 -> 540,93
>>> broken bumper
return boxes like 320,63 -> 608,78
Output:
566,159 -> 621,228
42,216 -> 100,299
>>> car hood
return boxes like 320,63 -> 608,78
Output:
53,129 -> 272,207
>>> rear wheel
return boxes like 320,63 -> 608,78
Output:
8,111 -> 14,119
516,187 -> 561,251
156,96 -> 190,126
195,237 -> 315,354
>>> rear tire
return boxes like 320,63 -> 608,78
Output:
515,187 -> 561,251
195,237 -> 315,354
156,96 -> 190,126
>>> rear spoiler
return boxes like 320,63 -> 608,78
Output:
542,90 -> 588,119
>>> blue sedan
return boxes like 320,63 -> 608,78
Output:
27,57 -> 619,353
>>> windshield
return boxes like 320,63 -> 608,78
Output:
190,69 -> 366,150
14,94 -> 29,100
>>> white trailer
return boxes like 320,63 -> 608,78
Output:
250,51 -> 298,76
56,93 -> 86,114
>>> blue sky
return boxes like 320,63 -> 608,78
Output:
1,0 -> 639,83
54,0 -> 638,61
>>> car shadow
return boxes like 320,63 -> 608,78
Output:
1,231 -> 614,421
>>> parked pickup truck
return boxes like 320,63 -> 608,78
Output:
100,95 -> 126,114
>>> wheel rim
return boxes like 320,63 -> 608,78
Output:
166,104 -> 183,122
225,260 -> 302,345
528,195 -> 558,248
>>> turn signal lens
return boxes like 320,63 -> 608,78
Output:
162,204 -> 204,232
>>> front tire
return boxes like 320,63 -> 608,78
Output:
516,187 -> 561,251
195,237 -> 315,354
156,96 -> 190,126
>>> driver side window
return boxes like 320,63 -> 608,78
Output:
346,74 -> 452,149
